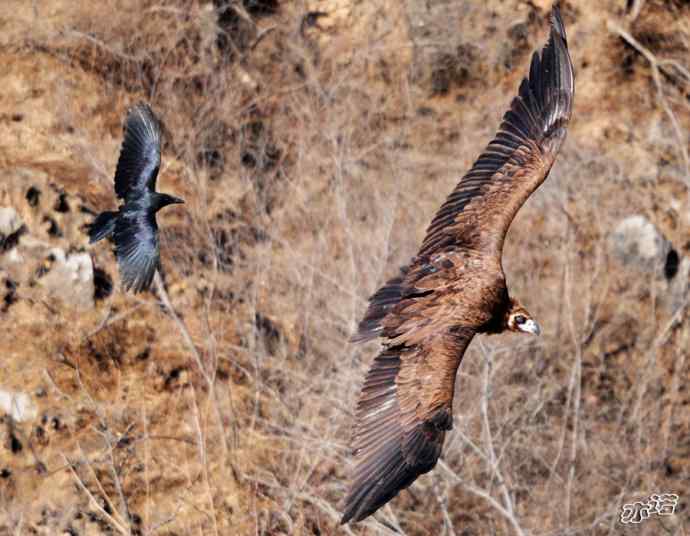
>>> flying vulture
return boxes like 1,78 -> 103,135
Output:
89,103 -> 183,293
342,6 -> 574,524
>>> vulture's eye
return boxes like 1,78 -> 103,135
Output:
514,315 -> 527,325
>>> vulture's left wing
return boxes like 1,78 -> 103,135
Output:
419,7 -> 574,261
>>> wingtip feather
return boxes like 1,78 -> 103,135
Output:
126,102 -> 162,148
341,346 -> 450,524
511,3 -> 574,140
546,4 -> 574,100
550,4 -> 567,44
113,102 -> 162,200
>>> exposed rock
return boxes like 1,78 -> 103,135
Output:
0,206 -> 27,262
0,201 -> 96,309
39,249 -> 95,310
609,215 -> 671,275
0,389 -> 37,422
0,206 -> 23,236
610,215 -> 690,314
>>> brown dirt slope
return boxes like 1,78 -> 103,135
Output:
0,1 -> 688,535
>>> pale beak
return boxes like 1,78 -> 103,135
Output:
519,319 -> 541,336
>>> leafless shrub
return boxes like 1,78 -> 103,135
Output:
1,1 -> 689,535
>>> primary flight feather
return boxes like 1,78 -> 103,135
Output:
342,5 -> 574,524
89,103 -> 184,293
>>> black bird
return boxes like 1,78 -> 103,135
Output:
89,103 -> 183,293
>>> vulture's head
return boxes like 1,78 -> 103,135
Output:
505,299 -> 541,336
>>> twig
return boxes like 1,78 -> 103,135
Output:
142,405 -> 151,534
186,386 -> 220,536
433,480 -> 457,536
152,272 -> 227,535
627,291 -> 689,424
627,0 -> 645,21
62,454 -> 130,535
563,250 -> 583,529
97,427 -> 135,530
478,342 -> 524,535
147,502 -> 184,533
661,323 -> 688,455
438,460 -> 526,536
608,21 -> 690,190
85,304 -> 144,340
250,26 -> 276,52
63,30 -> 143,62
154,272 -> 205,374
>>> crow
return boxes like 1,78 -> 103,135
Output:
89,103 -> 183,293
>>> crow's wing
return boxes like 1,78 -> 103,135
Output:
114,103 -> 162,200
113,212 -> 160,293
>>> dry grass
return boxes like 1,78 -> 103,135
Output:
0,0 -> 689,535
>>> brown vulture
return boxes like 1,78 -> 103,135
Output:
341,5 -> 574,524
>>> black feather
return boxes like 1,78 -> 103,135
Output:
113,209 -> 161,293
88,211 -> 118,243
341,348 -> 446,524
114,104 -> 162,201
418,5 -> 574,257
89,103 -> 183,294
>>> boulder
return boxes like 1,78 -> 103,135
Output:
0,389 -> 37,422
610,215 -> 689,315
0,206 -> 23,236
39,248 -> 95,310
609,215 -> 671,275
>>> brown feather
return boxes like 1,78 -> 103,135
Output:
418,7 -> 573,259
342,330 -> 473,524
342,6 -> 574,525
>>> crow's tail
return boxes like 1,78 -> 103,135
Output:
89,211 -> 118,243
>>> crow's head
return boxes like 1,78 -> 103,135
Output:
153,192 -> 185,212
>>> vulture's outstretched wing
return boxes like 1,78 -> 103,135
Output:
342,324 -> 475,524
114,103 -> 162,200
342,6 -> 574,524
113,213 -> 160,293
342,246 -> 495,523
419,8 -> 574,259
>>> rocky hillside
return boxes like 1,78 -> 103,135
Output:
1,1 -> 688,534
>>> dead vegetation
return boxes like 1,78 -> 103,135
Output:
0,0 -> 689,535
